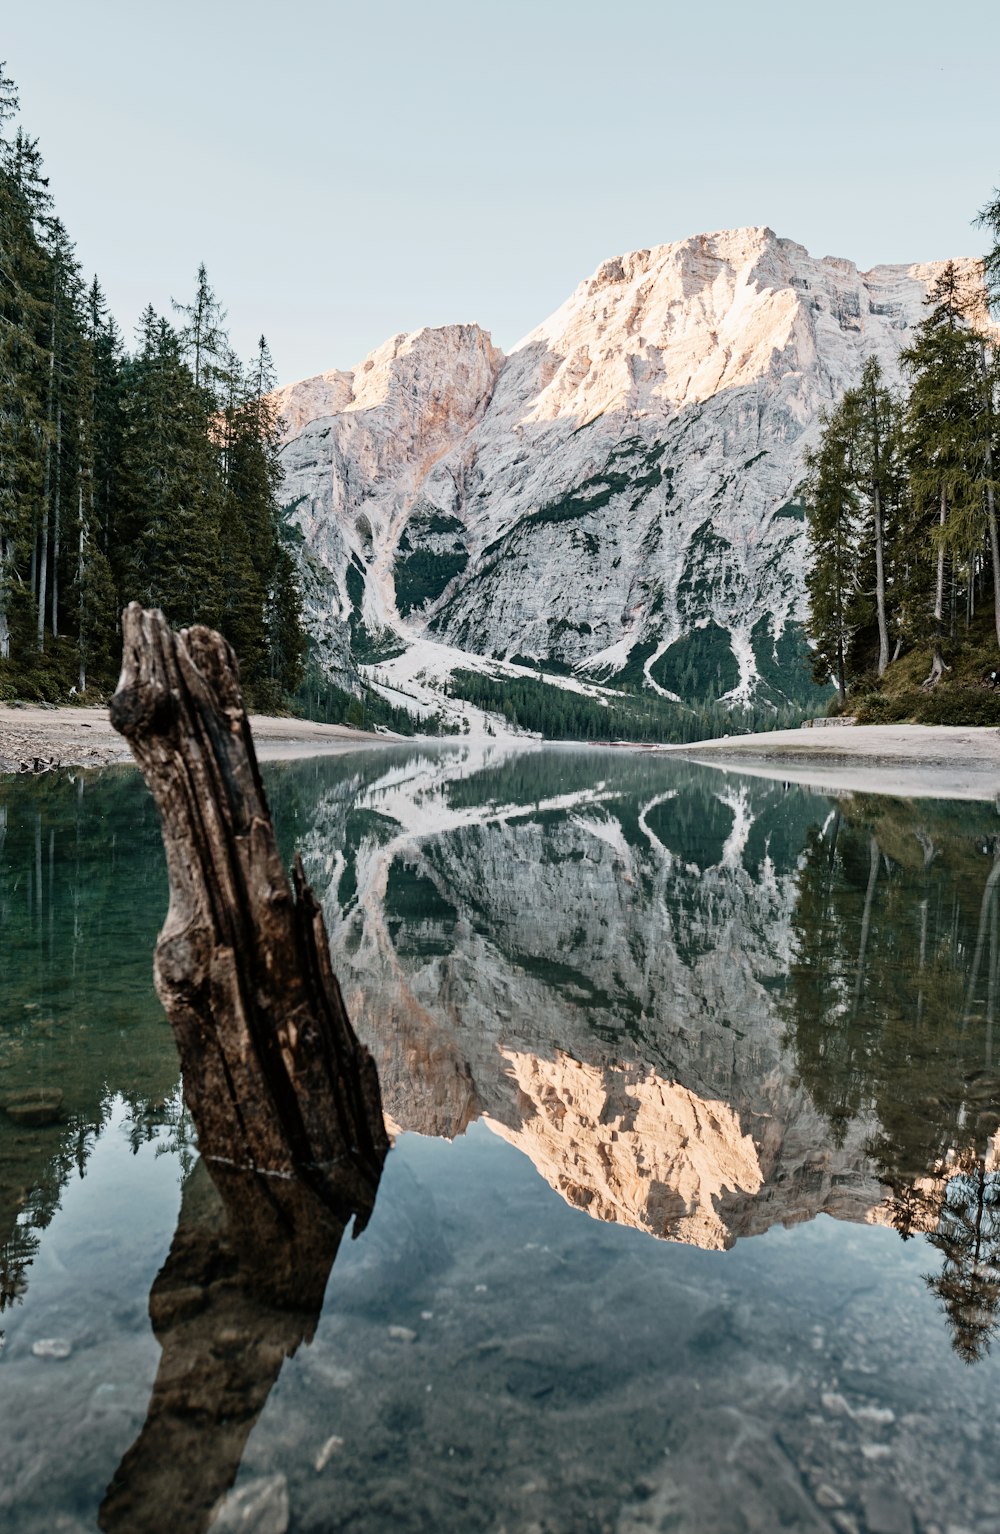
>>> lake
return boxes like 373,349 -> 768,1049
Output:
2,743 -> 999,1534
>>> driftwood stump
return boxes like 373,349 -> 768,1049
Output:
109,603 -> 389,1216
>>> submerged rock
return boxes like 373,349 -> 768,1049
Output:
209,1474 -> 289,1534
861,1483 -> 914,1534
31,1337 -> 72,1360
2,1087 -> 65,1126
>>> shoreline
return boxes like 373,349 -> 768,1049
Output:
651,722 -> 1000,802
0,704 -> 402,773
4,709 -> 1000,802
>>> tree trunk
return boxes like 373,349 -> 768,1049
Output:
975,338 -> 1000,650
37,303 -> 56,653
77,500 -> 86,692
874,483 -> 889,676
988,480 -> 1000,652
924,486 -> 949,688
0,534 -> 9,660
52,397 -> 61,638
108,604 -> 389,1212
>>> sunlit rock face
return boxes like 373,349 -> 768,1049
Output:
275,229 -> 976,702
296,746 -> 884,1250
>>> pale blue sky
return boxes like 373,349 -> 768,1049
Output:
7,0 -> 1000,385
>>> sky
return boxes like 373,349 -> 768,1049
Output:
6,0 -> 1000,387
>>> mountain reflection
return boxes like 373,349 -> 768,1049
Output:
5,746 -> 1000,1374
287,748 -> 880,1251
281,745 -> 1000,1357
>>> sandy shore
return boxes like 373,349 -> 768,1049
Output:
657,723 -> 1000,802
0,704 -> 396,773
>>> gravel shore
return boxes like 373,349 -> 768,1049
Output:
658,723 -> 1000,801
0,704 -> 395,773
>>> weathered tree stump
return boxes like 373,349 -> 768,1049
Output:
109,603 -> 389,1217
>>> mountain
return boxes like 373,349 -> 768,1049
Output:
273,228 -> 974,718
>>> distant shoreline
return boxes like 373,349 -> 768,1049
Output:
650,723 -> 1000,803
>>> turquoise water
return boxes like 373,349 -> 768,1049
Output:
2,746 -> 1000,1532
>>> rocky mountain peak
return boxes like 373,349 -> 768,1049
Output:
274,229 -> 980,711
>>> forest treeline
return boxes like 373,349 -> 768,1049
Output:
447,667 -> 806,742
805,188 -> 1000,717
0,63 -> 305,708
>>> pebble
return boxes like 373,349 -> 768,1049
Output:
816,1484 -> 845,1509
855,1405 -> 895,1427
388,1325 -> 416,1343
210,1474 -> 289,1534
861,1444 -> 893,1462
314,1435 -> 344,1472
821,1391 -> 851,1416
32,1337 -> 72,1360
861,1483 -> 914,1534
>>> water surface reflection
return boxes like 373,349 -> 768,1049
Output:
3,746 -> 1000,1532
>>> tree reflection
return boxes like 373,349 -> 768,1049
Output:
788,795 -> 1000,1360
0,770 -> 177,1319
99,1156 -> 369,1533
924,1147 -> 1000,1364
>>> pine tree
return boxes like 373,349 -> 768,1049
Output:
973,191 -> 1000,647
37,216 -> 86,651
116,307 -> 225,629
228,335 -> 305,700
217,346 -> 268,689
804,402 -> 861,705
172,263 -> 227,393
902,264 -> 987,685
0,105 -> 53,667
854,357 -> 906,676
71,278 -> 119,690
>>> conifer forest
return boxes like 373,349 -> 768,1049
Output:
805,201 -> 1000,722
0,63 -> 306,709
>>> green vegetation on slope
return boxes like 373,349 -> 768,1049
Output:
447,668 -> 805,743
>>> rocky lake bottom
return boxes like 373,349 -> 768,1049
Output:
2,744 -> 1000,1534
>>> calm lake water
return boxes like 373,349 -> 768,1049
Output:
2,744 -> 1000,1533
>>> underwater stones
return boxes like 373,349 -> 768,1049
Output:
617,1405 -> 837,1533
2,1087 -> 64,1126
